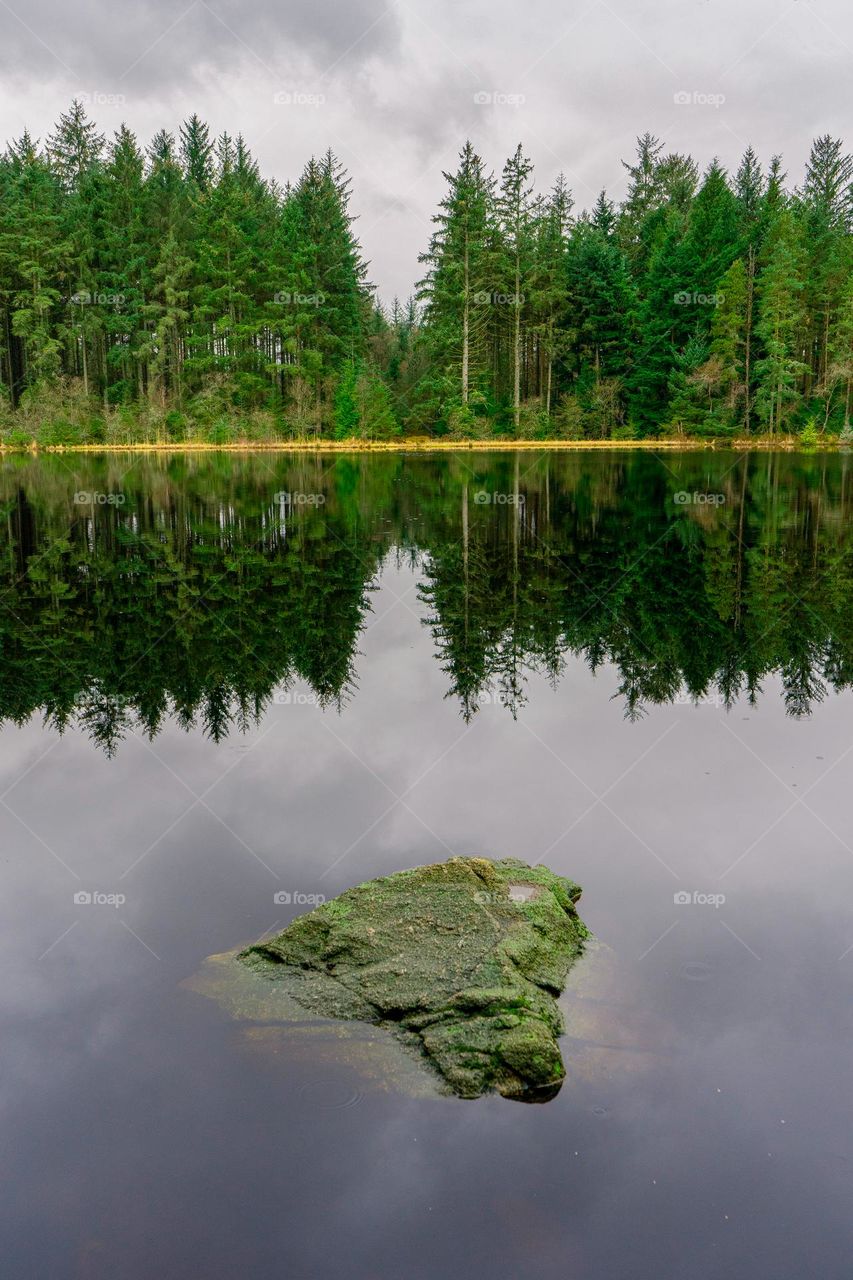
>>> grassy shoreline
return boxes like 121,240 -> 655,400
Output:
0,435 -> 820,455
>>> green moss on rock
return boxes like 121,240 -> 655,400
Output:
238,856 -> 589,1101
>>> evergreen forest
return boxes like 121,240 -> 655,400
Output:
0,106 -> 851,443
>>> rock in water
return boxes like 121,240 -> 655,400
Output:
238,856 -> 589,1101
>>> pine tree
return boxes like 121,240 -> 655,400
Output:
799,136 -> 853,400
48,102 -> 105,399
417,142 -> 494,413
180,114 -> 214,193
1,133 -> 68,390
497,144 -> 535,431
682,161 -> 738,301
99,125 -> 151,402
565,208 -> 633,416
529,174 -> 572,417
47,100 -> 105,194
142,230 -> 192,408
825,270 -> 853,427
624,204 -> 690,431
710,258 -> 750,425
618,135 -> 698,275
333,359 -> 359,438
355,366 -> 399,438
618,133 -> 665,267
733,147 -> 767,432
755,216 -> 808,433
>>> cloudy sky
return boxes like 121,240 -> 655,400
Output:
0,0 -> 850,301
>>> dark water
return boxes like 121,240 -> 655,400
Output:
2,449 -> 852,1278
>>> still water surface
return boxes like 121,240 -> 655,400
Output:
1,450 -> 852,1277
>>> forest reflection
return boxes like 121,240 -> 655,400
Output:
1,448 -> 851,752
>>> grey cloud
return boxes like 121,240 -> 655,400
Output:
0,0 -> 850,301
0,0 -> 401,87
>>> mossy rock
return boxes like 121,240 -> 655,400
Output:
188,857 -> 590,1101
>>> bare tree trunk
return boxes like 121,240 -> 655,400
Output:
744,244 -> 754,433
513,255 -> 521,432
462,237 -> 469,404
80,322 -> 89,398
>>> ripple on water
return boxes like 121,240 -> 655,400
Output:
297,1079 -> 364,1110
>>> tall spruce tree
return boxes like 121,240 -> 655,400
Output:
417,141 -> 494,416
496,144 -> 535,431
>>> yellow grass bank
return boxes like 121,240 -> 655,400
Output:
0,435 -> 815,455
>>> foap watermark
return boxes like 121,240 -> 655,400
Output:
274,689 -> 319,706
274,890 -> 326,906
273,490 -> 326,507
673,90 -> 726,108
474,886 -> 540,905
473,90 -> 525,108
74,889 -> 126,908
273,90 -> 325,107
674,690 -> 727,709
78,91 -> 127,107
74,491 -> 126,506
474,490 -> 525,506
673,491 -> 725,506
273,290 -> 325,307
474,688 -> 515,707
674,890 -> 726,908
473,290 -> 524,306
71,290 -> 126,307
674,291 -> 725,307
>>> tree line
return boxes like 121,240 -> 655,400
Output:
415,134 -> 853,440
0,107 -> 850,442
0,103 -> 398,443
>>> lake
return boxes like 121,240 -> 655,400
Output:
1,448 -> 852,1278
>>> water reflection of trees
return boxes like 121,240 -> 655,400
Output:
0,450 -> 851,751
